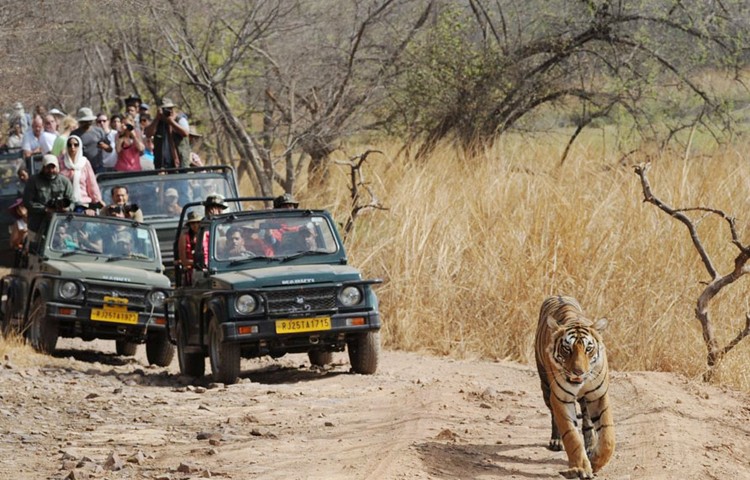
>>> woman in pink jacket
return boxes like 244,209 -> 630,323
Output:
59,134 -> 102,212
115,117 -> 144,171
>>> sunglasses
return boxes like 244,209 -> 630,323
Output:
67,142 -> 80,148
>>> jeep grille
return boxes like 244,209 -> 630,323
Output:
86,284 -> 149,309
264,287 -> 338,314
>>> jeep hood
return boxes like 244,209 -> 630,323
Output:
212,264 -> 363,289
43,260 -> 170,288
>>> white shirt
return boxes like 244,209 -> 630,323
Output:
40,131 -> 58,154
21,130 -> 41,153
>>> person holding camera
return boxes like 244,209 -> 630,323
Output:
143,97 -> 190,170
22,154 -> 74,235
115,117 -> 144,172
103,185 -> 143,223
71,107 -> 112,174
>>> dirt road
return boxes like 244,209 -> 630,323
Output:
0,339 -> 748,480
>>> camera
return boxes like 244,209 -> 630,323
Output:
125,123 -> 134,131
109,203 -> 139,215
162,108 -> 172,116
46,197 -> 71,210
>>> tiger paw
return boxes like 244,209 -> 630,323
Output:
559,467 -> 594,479
548,438 -> 563,451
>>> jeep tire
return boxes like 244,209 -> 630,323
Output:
2,290 -> 22,338
208,315 -> 240,385
28,295 -> 58,354
177,320 -> 205,378
348,331 -> 380,374
308,350 -> 334,367
115,340 -> 138,357
146,332 -> 175,367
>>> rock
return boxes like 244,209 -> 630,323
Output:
128,450 -> 146,465
177,461 -> 200,473
103,451 -> 124,471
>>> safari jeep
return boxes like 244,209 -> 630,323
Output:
0,213 -> 174,365
170,198 -> 382,384
96,165 -> 240,279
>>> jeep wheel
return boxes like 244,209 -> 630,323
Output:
177,320 -> 204,378
208,315 -> 240,385
115,340 -> 138,357
308,350 -> 334,367
28,296 -> 58,354
2,293 -> 22,338
348,331 -> 380,374
146,332 -> 175,367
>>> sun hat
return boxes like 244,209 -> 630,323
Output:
165,188 -> 179,198
13,102 -> 23,110
204,194 -> 228,210
76,107 -> 97,122
188,126 -> 202,138
159,98 -> 176,109
49,108 -> 65,117
273,193 -> 299,208
186,211 -> 203,223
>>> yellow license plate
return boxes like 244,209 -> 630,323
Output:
276,317 -> 331,334
91,308 -> 139,324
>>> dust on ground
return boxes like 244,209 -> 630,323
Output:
0,338 -> 748,480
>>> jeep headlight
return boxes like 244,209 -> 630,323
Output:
235,294 -> 257,314
59,281 -> 80,300
338,286 -> 362,307
148,290 -> 167,308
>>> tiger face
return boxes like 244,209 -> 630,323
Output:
547,317 -> 607,385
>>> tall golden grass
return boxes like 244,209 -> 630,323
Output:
292,132 -> 750,392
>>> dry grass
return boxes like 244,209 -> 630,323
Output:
5,135 -> 749,393
292,133 -> 750,392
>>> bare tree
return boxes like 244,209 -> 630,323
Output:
635,163 -> 750,381
334,150 -> 389,240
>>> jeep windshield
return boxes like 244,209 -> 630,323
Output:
212,214 -> 339,264
47,215 -> 159,263
99,172 -> 236,221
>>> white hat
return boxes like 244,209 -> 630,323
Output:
165,188 -> 179,198
49,108 -> 65,117
13,102 -> 23,110
160,98 -> 176,109
76,107 -> 96,122
42,154 -> 59,168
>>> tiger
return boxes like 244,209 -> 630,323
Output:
534,295 -> 615,479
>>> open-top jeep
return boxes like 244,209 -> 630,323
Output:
170,199 -> 382,384
0,213 -> 174,365
96,166 -> 240,279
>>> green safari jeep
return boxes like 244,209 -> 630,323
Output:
0,213 -> 174,365
170,199 -> 382,384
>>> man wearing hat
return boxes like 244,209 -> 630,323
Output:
71,107 -> 112,173
177,210 -> 203,284
143,97 -> 191,170
203,194 -> 228,217
273,193 -> 299,209
22,154 -> 74,235
198,194 -> 229,263
9,102 -> 31,133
